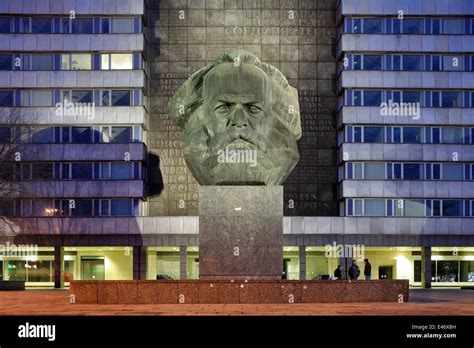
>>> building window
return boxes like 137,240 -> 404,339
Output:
363,55 -> 382,70
442,127 -> 464,144
62,18 -> 93,34
71,163 -> 93,180
110,126 -> 132,143
0,54 -> 12,70
109,90 -> 131,106
31,18 -> 52,33
30,91 -> 53,107
365,199 -> 385,216
442,19 -> 464,34
403,127 -> 423,143
31,54 -> 53,70
71,200 -> 93,217
442,200 -> 463,216
363,126 -> 384,143
61,54 -> 92,70
443,55 -> 464,71
402,91 -> 422,104
363,91 -> 382,106
404,200 -> 425,217
402,55 -> 423,71
32,163 -> 53,180
443,164 -> 464,180
111,18 -> 134,33
110,163 -> 133,180
111,199 -> 133,216
72,90 -> 93,104
0,200 -> 15,217
0,127 -> 11,143
403,163 -> 422,180
400,18 -> 424,34
0,18 -> 11,33
363,18 -> 383,33
0,91 -> 13,107
364,163 -> 385,179
71,127 -> 92,143
441,91 -> 462,108
101,54 -> 133,70
31,127 -> 54,144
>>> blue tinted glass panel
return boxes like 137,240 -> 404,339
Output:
393,55 -> 401,70
354,127 -> 362,142
432,19 -> 441,34
394,164 -> 402,179
363,55 -> 382,70
393,19 -> 401,34
443,19 -> 464,34
443,164 -> 463,180
393,127 -> 401,143
363,18 -> 383,33
31,18 -> 52,33
71,90 -> 92,104
0,55 -> 12,70
363,127 -> 384,143
403,19 -> 423,34
111,199 -> 132,216
0,18 -> 11,33
403,127 -> 423,143
111,90 -> 131,106
442,200 -> 463,216
71,200 -> 92,217
403,55 -> 423,70
433,164 -> 441,179
71,163 -> 93,179
442,92 -> 462,107
353,55 -> 362,70
363,91 -> 382,106
71,18 -> 93,33
0,91 -> 13,106
71,127 -> 92,143
352,18 -> 361,33
404,163 -> 421,180
403,91 -> 422,103
353,91 -> 362,106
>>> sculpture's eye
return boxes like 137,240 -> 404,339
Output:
215,103 -> 231,113
248,104 -> 262,114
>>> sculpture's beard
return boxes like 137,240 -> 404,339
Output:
182,113 -> 299,186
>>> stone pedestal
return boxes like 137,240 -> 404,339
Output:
199,186 -> 283,280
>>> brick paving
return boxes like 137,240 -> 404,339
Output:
0,289 -> 472,316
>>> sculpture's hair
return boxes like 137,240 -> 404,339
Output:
168,50 -> 301,139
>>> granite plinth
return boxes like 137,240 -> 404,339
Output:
70,280 -> 409,304
199,186 -> 283,280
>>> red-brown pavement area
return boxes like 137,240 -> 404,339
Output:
0,289 -> 473,316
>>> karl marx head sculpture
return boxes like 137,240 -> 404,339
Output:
168,50 -> 301,186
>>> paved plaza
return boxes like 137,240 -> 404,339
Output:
0,289 -> 472,316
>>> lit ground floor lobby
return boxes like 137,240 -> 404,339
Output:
1,246 -> 473,289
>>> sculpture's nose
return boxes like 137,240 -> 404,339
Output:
229,107 -> 248,128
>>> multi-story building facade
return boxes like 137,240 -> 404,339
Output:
0,0 -> 472,289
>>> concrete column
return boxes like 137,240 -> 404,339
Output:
133,246 -> 146,280
54,246 -> 64,289
339,257 -> 351,280
421,246 -> 432,289
179,246 -> 187,280
299,246 -> 306,280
